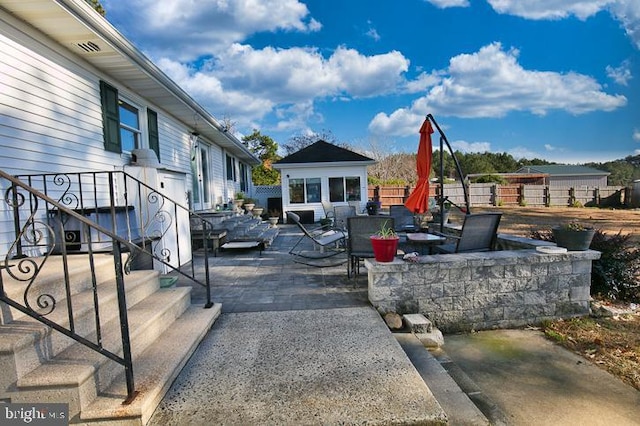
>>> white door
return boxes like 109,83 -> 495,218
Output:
158,172 -> 191,272
191,143 -> 212,211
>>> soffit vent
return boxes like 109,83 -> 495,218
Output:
75,41 -> 102,53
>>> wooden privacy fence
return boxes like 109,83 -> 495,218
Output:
368,184 -> 628,209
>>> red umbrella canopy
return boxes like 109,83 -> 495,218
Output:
404,118 -> 433,214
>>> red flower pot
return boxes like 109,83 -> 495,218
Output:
370,236 -> 400,262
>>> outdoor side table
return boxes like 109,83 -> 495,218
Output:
406,232 -> 446,254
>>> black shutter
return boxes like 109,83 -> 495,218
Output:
147,109 -> 160,162
100,81 -> 121,153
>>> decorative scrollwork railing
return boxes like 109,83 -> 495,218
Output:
1,169 -> 218,403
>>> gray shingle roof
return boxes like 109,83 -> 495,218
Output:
273,140 -> 375,165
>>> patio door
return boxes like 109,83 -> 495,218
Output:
191,142 -> 212,211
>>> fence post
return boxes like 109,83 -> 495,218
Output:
374,185 -> 380,202
569,187 -> 576,207
594,187 -> 600,206
403,185 -> 410,202
518,184 -> 525,206
492,184 -> 498,206
544,185 -> 550,207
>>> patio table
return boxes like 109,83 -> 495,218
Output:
406,232 -> 446,254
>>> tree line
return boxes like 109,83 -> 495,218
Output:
242,130 -> 640,187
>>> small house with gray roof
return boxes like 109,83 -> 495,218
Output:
514,165 -> 610,187
273,140 -> 376,222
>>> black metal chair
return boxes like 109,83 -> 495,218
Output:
333,205 -> 356,231
432,212 -> 502,254
287,212 -> 347,265
389,204 -> 418,233
346,216 -> 395,278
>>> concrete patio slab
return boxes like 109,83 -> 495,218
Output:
148,307 -> 447,425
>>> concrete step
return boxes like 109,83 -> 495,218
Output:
2,254 -> 117,322
395,333 -> 490,425
0,270 -> 159,399
79,303 -> 221,425
10,287 -> 192,420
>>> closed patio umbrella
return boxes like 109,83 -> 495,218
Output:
404,118 -> 433,214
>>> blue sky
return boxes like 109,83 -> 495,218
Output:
102,0 -> 640,164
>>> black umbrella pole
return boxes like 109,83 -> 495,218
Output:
426,114 -> 471,215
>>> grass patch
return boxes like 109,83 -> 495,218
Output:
542,314 -> 640,391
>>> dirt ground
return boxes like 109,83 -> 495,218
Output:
449,205 -> 640,243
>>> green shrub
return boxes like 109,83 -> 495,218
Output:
590,231 -> 640,302
529,228 -> 640,302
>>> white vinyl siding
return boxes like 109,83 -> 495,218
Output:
0,12 -> 246,254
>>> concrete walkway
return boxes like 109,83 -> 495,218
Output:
149,224 -> 640,425
436,329 -> 640,426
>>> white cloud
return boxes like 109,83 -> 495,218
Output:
633,129 -> 640,141
369,42 -> 626,136
508,146 -> 544,160
485,0 -> 640,49
486,0 -> 611,20
365,22 -> 381,41
426,0 -> 470,8
451,140 -> 491,152
606,60 -> 633,85
403,71 -> 443,94
158,44 -> 411,129
544,144 -> 558,151
610,1 -> 640,49
368,109 -> 426,137
103,0 -> 321,60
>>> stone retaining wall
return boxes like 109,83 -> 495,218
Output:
366,235 -> 601,332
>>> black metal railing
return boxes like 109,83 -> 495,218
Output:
0,169 -> 218,403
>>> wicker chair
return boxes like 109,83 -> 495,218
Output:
346,216 -> 395,278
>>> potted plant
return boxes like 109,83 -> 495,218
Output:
320,217 -> 333,230
366,200 -> 381,215
552,222 -> 595,251
267,209 -> 280,227
243,197 -> 255,212
252,205 -> 264,218
370,220 -> 400,262
233,192 -> 245,211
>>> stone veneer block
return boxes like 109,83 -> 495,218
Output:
366,240 -> 601,333
403,313 -> 433,333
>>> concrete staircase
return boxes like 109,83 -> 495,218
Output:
0,253 -> 220,425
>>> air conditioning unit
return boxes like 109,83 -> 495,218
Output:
131,148 -> 160,168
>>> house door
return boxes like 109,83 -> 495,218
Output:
191,143 -> 212,211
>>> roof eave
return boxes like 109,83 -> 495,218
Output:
2,0 -> 259,165
272,160 -> 377,170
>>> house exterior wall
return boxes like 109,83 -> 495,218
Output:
279,164 -> 369,222
0,10 -> 249,256
548,175 -> 608,187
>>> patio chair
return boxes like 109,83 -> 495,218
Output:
287,212 -> 347,265
333,205 -> 356,230
321,200 -> 335,219
346,216 -> 395,278
389,204 -> 418,233
348,200 -> 368,216
432,212 -> 502,254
